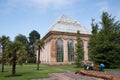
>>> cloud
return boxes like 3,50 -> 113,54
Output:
2,0 -> 76,10
0,0 -> 80,14
97,1 -> 109,12
29,0 -> 74,8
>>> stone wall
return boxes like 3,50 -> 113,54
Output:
38,31 -> 90,65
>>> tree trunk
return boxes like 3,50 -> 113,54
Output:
12,53 -> 16,75
1,47 -> 4,72
1,61 -> 4,72
37,46 -> 40,70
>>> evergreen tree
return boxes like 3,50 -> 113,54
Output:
28,30 -> 40,60
29,30 -> 40,45
89,12 -> 120,68
75,31 -> 84,67
89,19 -> 98,61
91,19 -> 98,34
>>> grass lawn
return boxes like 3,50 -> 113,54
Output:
0,64 -> 82,80
1,64 -> 119,80
52,65 -> 82,71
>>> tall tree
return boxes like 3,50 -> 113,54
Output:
29,30 -> 40,57
0,35 -> 10,72
29,30 -> 40,45
89,19 -> 99,61
91,19 -> 98,34
5,41 -> 27,75
89,12 -> 120,68
75,31 -> 84,67
35,39 -> 44,70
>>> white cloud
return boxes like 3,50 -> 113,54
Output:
4,0 -> 76,9
30,0 -> 73,8
0,0 -> 79,14
97,1 -> 109,12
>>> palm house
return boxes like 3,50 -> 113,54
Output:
37,15 -> 91,65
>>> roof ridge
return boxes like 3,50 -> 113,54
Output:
57,15 -> 80,24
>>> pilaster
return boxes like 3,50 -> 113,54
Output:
51,38 -> 56,64
83,40 -> 88,60
63,39 -> 68,63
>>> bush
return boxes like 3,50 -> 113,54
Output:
27,57 -> 36,63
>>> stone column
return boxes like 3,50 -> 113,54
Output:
83,40 -> 88,61
73,40 -> 76,58
63,39 -> 68,64
51,38 -> 56,64
48,40 -> 51,64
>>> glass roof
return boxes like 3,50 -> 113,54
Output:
48,15 -> 91,34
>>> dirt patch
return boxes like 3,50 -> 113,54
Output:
32,71 -> 102,80
32,70 -> 120,80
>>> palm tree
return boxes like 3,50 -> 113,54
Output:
15,34 -> 29,63
35,40 -> 44,70
0,35 -> 10,72
5,41 -> 27,75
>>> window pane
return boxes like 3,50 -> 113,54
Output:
68,39 -> 74,61
56,39 -> 64,62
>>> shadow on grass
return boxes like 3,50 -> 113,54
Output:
5,74 -> 22,78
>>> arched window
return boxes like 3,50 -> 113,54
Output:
56,39 -> 64,62
68,39 -> 74,61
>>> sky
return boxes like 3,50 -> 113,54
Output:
0,0 -> 120,41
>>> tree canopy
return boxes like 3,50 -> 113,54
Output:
89,12 -> 120,68
15,34 -> 29,45
28,30 -> 40,58
15,34 -> 29,60
29,30 -> 40,45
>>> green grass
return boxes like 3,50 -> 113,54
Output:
0,64 -> 83,80
0,64 -> 119,80
0,64 -> 64,80
105,68 -> 120,71
52,65 -> 83,71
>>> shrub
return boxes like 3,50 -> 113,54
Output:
27,57 -> 36,63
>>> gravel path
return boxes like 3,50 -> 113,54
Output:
32,70 -> 120,80
106,70 -> 120,78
